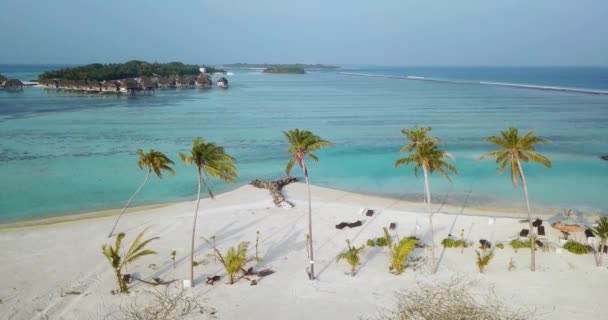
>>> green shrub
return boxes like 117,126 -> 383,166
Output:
509,239 -> 532,251
496,243 -> 505,249
336,240 -> 365,276
376,237 -> 389,247
441,238 -> 468,248
367,239 -> 376,247
563,240 -> 589,255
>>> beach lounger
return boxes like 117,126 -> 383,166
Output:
479,239 -> 491,249
365,209 -> 375,217
532,219 -> 543,227
537,226 -> 545,236
335,221 -> 363,229
519,229 -> 529,237
389,222 -> 397,230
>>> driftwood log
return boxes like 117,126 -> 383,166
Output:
250,177 -> 298,207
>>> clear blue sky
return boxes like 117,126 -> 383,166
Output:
1,0 -> 607,66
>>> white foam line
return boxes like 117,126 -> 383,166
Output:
338,72 -> 608,96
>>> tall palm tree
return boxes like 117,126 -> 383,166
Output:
395,128 -> 457,274
108,149 -> 175,238
592,216 -> 608,267
284,129 -> 333,280
399,125 -> 441,155
480,126 -> 551,272
179,137 -> 237,286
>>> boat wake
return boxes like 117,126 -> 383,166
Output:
338,72 -> 608,96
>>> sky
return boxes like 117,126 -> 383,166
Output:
1,0 -> 607,66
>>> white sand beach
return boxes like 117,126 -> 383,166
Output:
0,183 -> 606,319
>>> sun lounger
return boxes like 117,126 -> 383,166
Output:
532,219 -> 543,227
537,226 -> 545,236
206,275 -> 221,285
365,209 -> 375,217
389,222 -> 397,230
336,221 -> 363,229
519,229 -> 529,237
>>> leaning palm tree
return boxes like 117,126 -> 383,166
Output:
108,149 -> 175,238
395,133 -> 457,274
480,127 -> 551,272
592,216 -> 608,267
284,129 -> 333,280
179,137 -> 237,286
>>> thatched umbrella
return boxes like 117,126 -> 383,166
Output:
548,209 -> 591,239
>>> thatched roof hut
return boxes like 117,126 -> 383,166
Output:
217,77 -> 229,88
177,75 -> 195,88
139,77 -> 156,91
119,79 -> 139,93
3,79 -> 23,89
196,74 -> 212,88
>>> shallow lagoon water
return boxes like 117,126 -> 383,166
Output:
0,66 -> 607,221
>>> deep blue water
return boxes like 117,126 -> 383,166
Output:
0,65 -> 607,222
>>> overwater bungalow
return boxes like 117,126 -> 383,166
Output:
119,79 -> 139,94
102,81 -> 119,93
139,77 -> 156,93
177,75 -> 195,89
86,80 -> 102,92
196,74 -> 212,88
3,79 -> 24,89
217,77 -> 229,88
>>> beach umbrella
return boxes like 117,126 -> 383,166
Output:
548,210 -> 591,236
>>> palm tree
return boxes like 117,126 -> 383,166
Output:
592,216 -> 608,267
179,137 -> 237,286
399,125 -> 441,154
284,129 -> 333,280
395,128 -> 457,274
108,149 -> 175,238
480,126 -> 551,272
102,227 -> 159,293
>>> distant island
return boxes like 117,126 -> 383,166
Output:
263,66 -> 306,74
224,63 -> 340,70
36,61 -> 227,94
39,60 -> 224,82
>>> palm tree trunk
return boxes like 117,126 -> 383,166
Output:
599,242 -> 605,267
190,168 -> 203,286
515,159 -> 536,272
303,163 -> 315,280
108,169 -> 151,238
422,165 -> 436,273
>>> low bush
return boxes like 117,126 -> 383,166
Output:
509,239 -> 532,251
376,237 -> 389,247
563,240 -> 590,255
367,239 -> 376,247
441,238 -> 468,248
496,243 -> 505,249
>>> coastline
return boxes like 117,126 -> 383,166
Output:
0,182 -> 580,231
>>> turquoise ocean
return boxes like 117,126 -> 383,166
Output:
1,65 -> 607,222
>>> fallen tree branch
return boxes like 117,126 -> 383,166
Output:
250,177 -> 298,207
